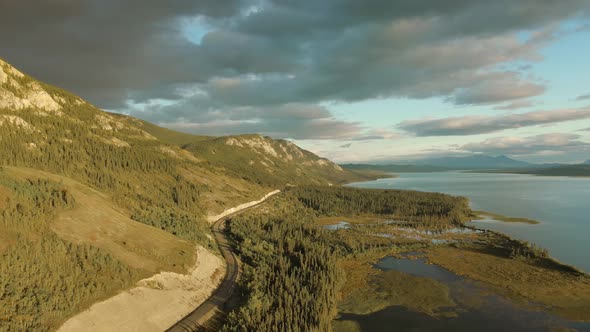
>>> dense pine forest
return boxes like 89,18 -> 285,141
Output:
222,186 -> 474,331
223,197 -> 341,331
290,186 -> 472,227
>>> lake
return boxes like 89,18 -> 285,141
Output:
348,172 -> 590,272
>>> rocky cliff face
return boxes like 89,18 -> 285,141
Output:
0,59 -> 70,113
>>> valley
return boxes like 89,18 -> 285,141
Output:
223,186 -> 590,332
0,58 -> 382,331
1,55 -> 589,332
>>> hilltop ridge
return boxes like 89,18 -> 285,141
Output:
0,57 -> 371,214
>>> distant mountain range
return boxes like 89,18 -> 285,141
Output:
410,155 -> 533,170
341,164 -> 450,173
342,155 -> 590,177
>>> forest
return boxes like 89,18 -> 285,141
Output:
222,186 -> 474,331
0,103 -> 214,244
289,186 -> 472,227
0,172 -> 139,331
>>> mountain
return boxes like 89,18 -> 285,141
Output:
412,155 -> 533,169
584,159 -> 590,165
481,164 -> 590,177
0,57 -> 370,202
346,155 -> 534,172
0,57 -> 381,330
341,163 -> 451,173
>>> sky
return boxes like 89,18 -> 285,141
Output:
1,0 -> 590,163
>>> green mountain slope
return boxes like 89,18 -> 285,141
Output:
0,57 -> 369,223
0,57 -> 381,331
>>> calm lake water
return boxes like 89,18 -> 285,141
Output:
348,172 -> 590,272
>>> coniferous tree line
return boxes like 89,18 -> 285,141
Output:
289,186 -> 472,226
223,196 -> 343,332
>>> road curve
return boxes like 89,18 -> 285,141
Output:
166,192 -> 279,332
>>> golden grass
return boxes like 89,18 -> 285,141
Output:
0,230 -> 15,254
5,166 -> 195,275
179,166 -> 269,215
331,319 -> 362,332
337,251 -> 456,318
0,185 -> 10,209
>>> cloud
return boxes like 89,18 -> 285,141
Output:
399,107 -> 590,136
1,0 -> 589,138
493,100 -> 535,110
0,0 -> 242,108
462,133 -> 590,159
576,93 -> 590,100
133,101 -> 399,140
452,72 -> 545,105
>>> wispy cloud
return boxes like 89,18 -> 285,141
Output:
399,107 -> 590,136
461,133 -> 590,161
493,100 -> 534,110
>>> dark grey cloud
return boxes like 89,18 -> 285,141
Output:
399,108 -> 590,136
462,133 -> 590,161
0,0 -> 242,108
1,0 -> 589,138
133,101 -> 399,140
576,93 -> 590,100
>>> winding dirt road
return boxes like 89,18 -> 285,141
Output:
166,191 -> 279,331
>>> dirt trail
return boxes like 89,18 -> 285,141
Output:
168,190 -> 280,331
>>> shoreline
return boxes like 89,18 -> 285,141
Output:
345,173 -> 589,274
334,226 -> 590,326
324,214 -> 590,326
